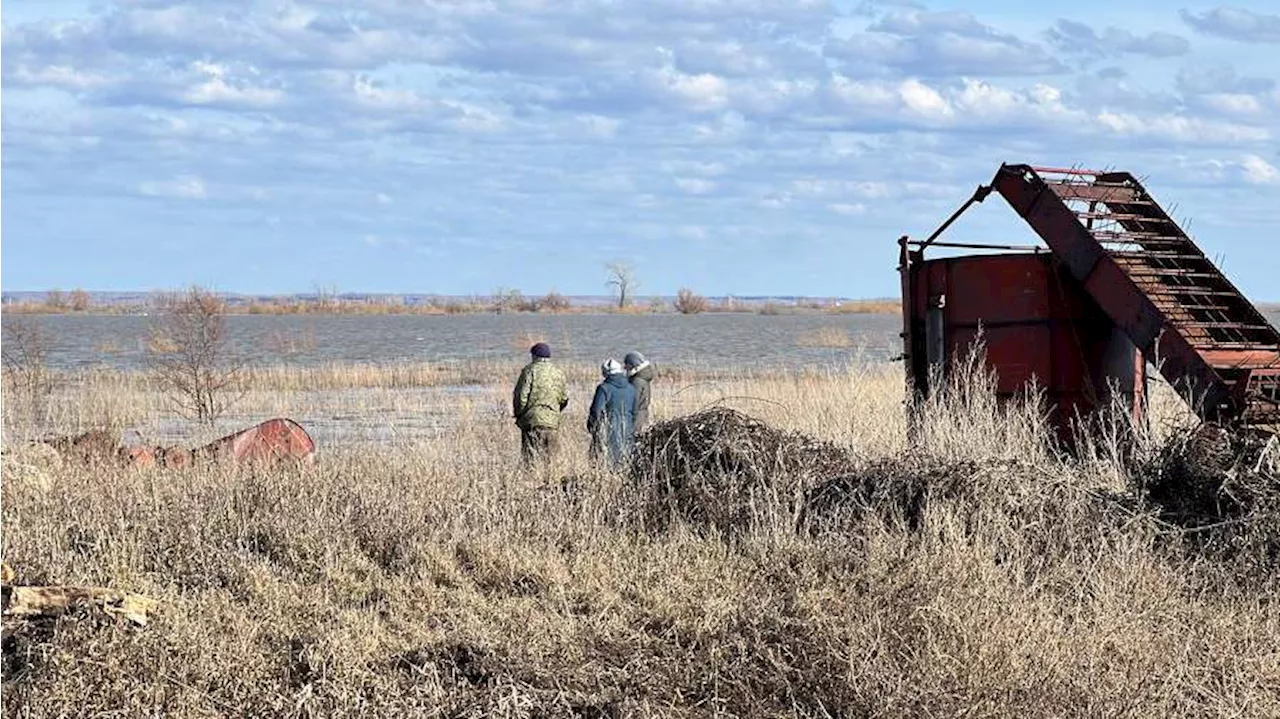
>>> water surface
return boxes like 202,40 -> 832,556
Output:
2,313 -> 903,371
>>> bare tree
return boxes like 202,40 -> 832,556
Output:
147,286 -> 246,424
2,318 -> 53,426
46,289 -> 67,311
605,262 -> 639,309
491,287 -> 525,314
313,283 -> 342,313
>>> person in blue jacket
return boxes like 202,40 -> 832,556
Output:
587,358 -> 637,468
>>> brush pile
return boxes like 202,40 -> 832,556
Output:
799,455 -> 980,533
630,407 -> 858,534
1134,423 -> 1279,574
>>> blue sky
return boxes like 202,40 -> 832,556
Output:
3,0 -> 1278,299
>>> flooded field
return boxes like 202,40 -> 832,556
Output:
0,312 -> 904,371
6,309 -> 1277,373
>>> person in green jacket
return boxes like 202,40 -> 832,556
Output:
512,342 -> 569,465
623,351 -> 656,433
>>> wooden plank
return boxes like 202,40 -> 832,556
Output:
2,585 -> 157,626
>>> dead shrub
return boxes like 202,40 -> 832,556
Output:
672,288 -> 708,315
1131,422 -> 1279,579
146,286 -> 247,424
536,291 -> 572,313
2,317 -> 54,427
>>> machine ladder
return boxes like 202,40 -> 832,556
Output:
989,164 -> 1279,427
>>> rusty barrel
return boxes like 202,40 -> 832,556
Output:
902,252 -> 1146,444
196,418 -> 316,464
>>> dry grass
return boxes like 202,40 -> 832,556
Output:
825,299 -> 900,315
2,357 -> 1277,718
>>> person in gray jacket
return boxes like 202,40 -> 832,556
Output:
623,351 -> 656,433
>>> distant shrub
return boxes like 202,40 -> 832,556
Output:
491,288 -> 525,314
45,289 -> 67,310
674,288 -> 709,315
70,289 -> 92,312
536,292 -> 572,313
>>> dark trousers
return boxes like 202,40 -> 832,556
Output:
520,427 -> 558,465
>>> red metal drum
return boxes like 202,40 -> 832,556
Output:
902,251 -> 1146,444
196,418 -> 316,464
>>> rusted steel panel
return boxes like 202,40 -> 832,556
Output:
197,418 -> 316,464
902,252 -> 1146,443
994,175 -> 1105,281
943,255 -> 1053,325
1201,349 -> 1280,368
39,419 -> 316,469
951,324 -> 1052,390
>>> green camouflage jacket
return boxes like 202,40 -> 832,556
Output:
512,358 -> 569,430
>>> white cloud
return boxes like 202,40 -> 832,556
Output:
827,202 -> 867,216
2,0 -> 1278,301
138,175 -> 207,199
1046,20 -> 1190,60
349,75 -> 426,112
675,177 -> 717,195
1241,154 -> 1278,184
1095,112 -> 1270,144
678,225 -> 708,241
827,9 -> 1066,77
182,62 -> 284,108
759,193 -> 791,209
645,62 -> 731,113
576,114 -> 621,138
1181,7 -> 1280,44
664,161 -> 727,177
447,102 -> 505,133
899,79 -> 952,120
8,64 -> 113,90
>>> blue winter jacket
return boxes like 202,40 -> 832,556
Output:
587,373 -> 636,466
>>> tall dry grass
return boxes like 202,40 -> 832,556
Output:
1,357 -> 1276,718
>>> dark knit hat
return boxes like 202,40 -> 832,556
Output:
531,342 -> 552,358
623,351 -> 646,368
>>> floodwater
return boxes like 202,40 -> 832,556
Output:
3,310 -> 1277,373
4,310 -> 1276,448
0,313 -> 905,371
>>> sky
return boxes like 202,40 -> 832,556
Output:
2,0 -> 1278,299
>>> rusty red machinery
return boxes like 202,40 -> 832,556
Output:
195,417 -> 316,464
48,418 -> 316,468
900,162 -> 1279,442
